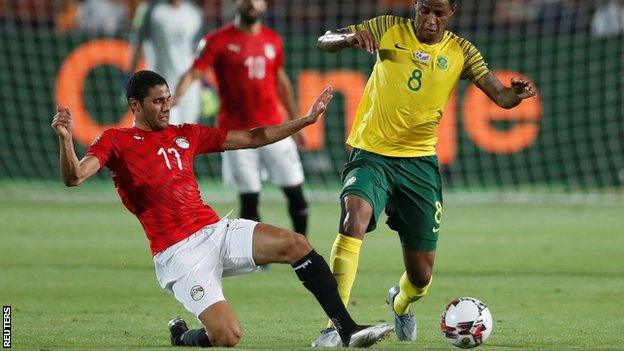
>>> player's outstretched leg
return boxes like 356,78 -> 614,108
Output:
252,223 -> 392,347
387,285 -> 417,341
388,251 -> 434,342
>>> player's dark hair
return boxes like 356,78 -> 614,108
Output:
126,70 -> 168,103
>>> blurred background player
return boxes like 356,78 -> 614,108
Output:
174,0 -> 309,236
128,0 -> 204,124
313,0 -> 536,346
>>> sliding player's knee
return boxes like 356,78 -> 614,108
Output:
283,231 -> 312,263
210,323 -> 242,347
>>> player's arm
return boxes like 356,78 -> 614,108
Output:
174,36 -> 213,106
127,38 -> 144,77
277,68 -> 298,121
173,67 -> 203,106
276,67 -> 306,146
223,86 -> 333,150
127,2 -> 149,77
51,107 -> 101,187
475,72 -> 537,109
317,27 -> 377,54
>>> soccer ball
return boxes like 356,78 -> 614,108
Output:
440,297 -> 493,348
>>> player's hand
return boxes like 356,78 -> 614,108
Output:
304,86 -> 334,125
51,106 -> 73,140
346,31 -> 378,54
511,78 -> 537,99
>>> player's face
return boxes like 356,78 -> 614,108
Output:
414,0 -> 456,44
134,84 -> 172,131
235,0 -> 267,24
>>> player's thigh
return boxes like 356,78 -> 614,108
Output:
222,148 -> 262,193
220,218 -> 261,277
251,222 -> 311,265
386,155 -> 443,252
198,301 -> 242,347
340,149 -> 392,234
169,253 -> 226,318
154,224 -> 230,317
259,137 -> 304,187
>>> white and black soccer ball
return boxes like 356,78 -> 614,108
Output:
440,297 -> 493,349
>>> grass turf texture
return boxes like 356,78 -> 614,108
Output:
1,199 -> 623,350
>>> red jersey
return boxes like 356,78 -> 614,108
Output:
193,23 -> 284,131
85,124 -> 227,255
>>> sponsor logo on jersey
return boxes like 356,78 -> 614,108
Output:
414,51 -> 431,65
133,135 -> 144,141
227,43 -> 241,53
175,137 -> 190,149
394,43 -> 409,51
190,285 -> 205,301
437,56 -> 448,70
264,44 -> 276,59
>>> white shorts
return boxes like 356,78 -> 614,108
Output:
153,218 -> 259,317
222,137 -> 304,193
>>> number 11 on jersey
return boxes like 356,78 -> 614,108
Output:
157,147 -> 183,170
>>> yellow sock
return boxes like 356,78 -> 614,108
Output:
326,234 -> 362,328
393,272 -> 432,316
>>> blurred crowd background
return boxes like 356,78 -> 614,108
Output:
1,0 -> 623,38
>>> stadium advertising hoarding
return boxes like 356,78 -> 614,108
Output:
1,33 -> 622,189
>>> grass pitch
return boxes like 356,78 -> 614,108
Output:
1,197 -> 623,350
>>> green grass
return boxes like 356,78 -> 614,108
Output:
1,199 -> 623,350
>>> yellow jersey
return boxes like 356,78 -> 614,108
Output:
347,15 -> 489,157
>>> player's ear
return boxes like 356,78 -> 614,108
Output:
129,98 -> 141,113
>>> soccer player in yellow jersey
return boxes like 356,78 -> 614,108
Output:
312,0 -> 536,346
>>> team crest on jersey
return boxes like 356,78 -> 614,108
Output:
414,51 -> 431,65
190,285 -> 205,301
264,44 -> 276,59
175,137 -> 190,149
437,56 -> 449,70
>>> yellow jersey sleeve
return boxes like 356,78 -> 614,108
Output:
347,15 -> 408,44
454,37 -> 489,82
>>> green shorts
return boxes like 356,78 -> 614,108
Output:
340,148 -> 443,251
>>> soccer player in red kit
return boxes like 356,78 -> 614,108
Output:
175,0 -> 310,238
51,70 -> 391,348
